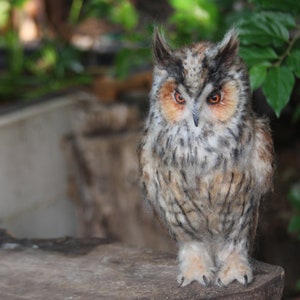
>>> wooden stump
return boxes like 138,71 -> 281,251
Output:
0,236 -> 285,300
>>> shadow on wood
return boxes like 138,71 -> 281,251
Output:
0,235 -> 284,300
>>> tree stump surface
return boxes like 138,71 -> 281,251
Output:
0,236 -> 284,300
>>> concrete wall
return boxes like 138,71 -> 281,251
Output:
0,92 -> 87,238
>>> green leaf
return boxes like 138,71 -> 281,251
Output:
287,49 -> 300,78
249,0 -> 300,14
111,1 -> 138,31
258,11 -> 296,29
0,1 -> 10,28
249,65 -> 267,91
11,0 -> 27,8
69,0 -> 84,24
5,30 -> 24,75
239,47 -> 278,67
288,215 -> 300,233
288,185 -> 300,210
237,12 -> 292,46
114,47 -> 151,79
168,0 -> 219,41
262,66 -> 295,117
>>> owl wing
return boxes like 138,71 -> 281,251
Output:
137,137 -> 171,234
137,136 -> 159,212
252,118 -> 275,194
249,117 -> 275,252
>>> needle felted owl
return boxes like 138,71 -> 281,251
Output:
138,28 -> 274,287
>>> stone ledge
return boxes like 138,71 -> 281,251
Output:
0,236 -> 284,300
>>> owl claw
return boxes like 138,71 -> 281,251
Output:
203,275 -> 210,286
177,273 -> 213,287
178,276 -> 185,288
243,275 -> 248,286
178,242 -> 215,287
216,252 -> 253,286
216,278 -> 223,287
177,275 -> 192,287
177,268 -> 214,287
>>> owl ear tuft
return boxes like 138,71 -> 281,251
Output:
217,29 -> 239,62
153,28 -> 173,67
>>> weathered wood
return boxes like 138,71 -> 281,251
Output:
0,237 -> 284,300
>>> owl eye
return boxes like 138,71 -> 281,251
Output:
207,91 -> 221,104
173,90 -> 186,104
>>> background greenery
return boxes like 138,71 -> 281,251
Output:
112,0 -> 300,119
1,0 -> 299,119
0,0 -> 90,101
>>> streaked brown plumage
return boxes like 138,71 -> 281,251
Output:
138,28 -> 274,287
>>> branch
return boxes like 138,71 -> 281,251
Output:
274,25 -> 300,67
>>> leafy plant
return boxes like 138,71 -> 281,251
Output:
168,0 -> 220,45
82,0 -> 138,30
236,1 -> 300,117
0,35 -> 90,101
110,0 -> 220,78
1,0 -> 299,113
109,0 -> 300,119
0,0 -> 91,102
23,39 -> 90,100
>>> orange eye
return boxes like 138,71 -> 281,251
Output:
173,90 -> 186,104
207,91 -> 221,104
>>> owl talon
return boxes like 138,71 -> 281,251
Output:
178,242 -> 215,287
216,251 -> 253,286
243,275 -> 248,286
178,277 -> 185,288
217,278 -> 225,287
203,275 -> 209,286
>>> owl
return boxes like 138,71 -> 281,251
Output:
138,28 -> 275,287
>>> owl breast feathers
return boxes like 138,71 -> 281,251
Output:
138,29 -> 274,287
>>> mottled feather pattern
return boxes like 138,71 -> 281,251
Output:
138,28 -> 274,287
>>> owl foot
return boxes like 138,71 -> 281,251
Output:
177,242 -> 215,287
216,252 -> 253,287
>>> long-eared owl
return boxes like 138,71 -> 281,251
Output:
138,28 -> 274,287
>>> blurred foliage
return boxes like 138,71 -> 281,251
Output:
0,0 -> 90,102
0,36 -> 90,101
102,0 -> 300,118
0,1 -> 10,28
82,0 -> 138,30
81,0 -> 152,78
236,2 -> 300,118
86,0 -> 222,79
167,0 -> 219,45
0,0 -> 299,116
288,184 -> 300,239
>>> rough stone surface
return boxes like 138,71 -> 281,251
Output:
0,237 -> 284,300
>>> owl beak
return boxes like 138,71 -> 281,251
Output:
193,111 -> 199,127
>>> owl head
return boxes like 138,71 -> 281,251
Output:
150,29 -> 251,129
